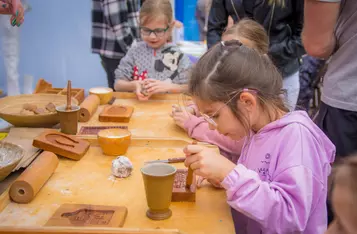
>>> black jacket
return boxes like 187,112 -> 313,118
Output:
207,0 -> 305,77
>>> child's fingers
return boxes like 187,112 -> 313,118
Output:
184,145 -> 204,155
10,0 -> 19,15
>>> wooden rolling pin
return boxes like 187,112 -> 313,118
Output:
79,95 -> 100,122
9,151 -> 59,204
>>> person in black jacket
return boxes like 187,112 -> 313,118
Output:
207,0 -> 305,110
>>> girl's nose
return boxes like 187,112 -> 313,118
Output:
149,32 -> 157,39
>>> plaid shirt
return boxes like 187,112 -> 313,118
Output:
92,0 -> 140,59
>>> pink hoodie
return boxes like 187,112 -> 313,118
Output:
221,111 -> 335,234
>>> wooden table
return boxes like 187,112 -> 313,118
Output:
0,93 -> 235,234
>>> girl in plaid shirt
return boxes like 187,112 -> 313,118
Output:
114,0 -> 192,101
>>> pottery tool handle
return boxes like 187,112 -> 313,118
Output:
186,141 -> 197,188
79,95 -> 100,122
168,157 -> 185,163
9,151 -> 59,204
66,80 -> 72,110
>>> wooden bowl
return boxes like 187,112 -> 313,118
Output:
98,128 -> 131,156
89,87 -> 113,105
0,141 -> 24,182
0,94 -> 78,128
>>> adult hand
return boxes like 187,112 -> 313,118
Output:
0,0 -> 24,26
135,81 -> 150,101
144,79 -> 172,94
170,104 -> 192,129
183,144 -> 236,182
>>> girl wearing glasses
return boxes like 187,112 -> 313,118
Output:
183,40 -> 335,233
114,0 -> 191,101
171,19 -> 268,181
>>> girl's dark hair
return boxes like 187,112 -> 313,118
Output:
188,40 -> 288,134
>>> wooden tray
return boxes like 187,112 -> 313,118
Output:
46,204 -> 128,228
34,78 -> 85,104
99,106 -> 134,123
0,137 -> 233,234
32,130 -> 90,161
0,226 -> 182,234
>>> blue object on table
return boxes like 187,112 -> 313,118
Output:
175,0 -> 200,41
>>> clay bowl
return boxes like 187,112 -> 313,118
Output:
0,141 -> 24,182
89,87 -> 113,105
98,128 -> 131,156
0,94 -> 78,127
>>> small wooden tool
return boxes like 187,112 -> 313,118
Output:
32,130 -> 90,161
45,204 -> 128,228
185,141 -> 197,189
66,80 -> 72,111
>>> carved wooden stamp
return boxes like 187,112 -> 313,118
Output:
45,204 -> 128,227
78,126 -> 128,135
32,130 -> 90,161
172,169 -> 196,202
99,105 -> 134,123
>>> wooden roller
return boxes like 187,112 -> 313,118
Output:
9,151 -> 59,204
79,95 -> 100,122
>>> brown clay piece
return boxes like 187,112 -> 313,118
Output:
32,130 -> 90,161
172,169 -> 196,202
23,103 -> 37,112
99,105 -> 134,123
45,102 -> 57,113
33,108 -> 45,115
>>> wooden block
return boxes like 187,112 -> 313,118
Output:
78,126 -> 128,136
171,169 -> 196,202
45,204 -> 128,228
99,105 -> 134,123
32,130 -> 90,161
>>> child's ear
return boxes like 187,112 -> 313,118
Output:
237,92 -> 256,112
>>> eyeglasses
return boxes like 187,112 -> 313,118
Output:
140,26 -> 169,38
200,88 -> 257,127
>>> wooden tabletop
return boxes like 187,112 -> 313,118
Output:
0,93 -> 235,234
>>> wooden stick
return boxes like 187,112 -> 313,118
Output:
66,80 -> 72,111
186,140 -> 197,189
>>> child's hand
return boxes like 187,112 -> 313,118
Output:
135,81 -> 150,101
0,0 -> 24,26
170,105 -> 192,129
184,144 -> 236,182
144,79 -> 173,94
196,176 -> 223,189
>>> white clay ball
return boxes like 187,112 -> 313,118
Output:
111,156 -> 133,178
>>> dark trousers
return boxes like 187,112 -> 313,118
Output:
315,101 -> 357,224
100,55 -> 122,90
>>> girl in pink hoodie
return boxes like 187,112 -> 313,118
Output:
171,19 -> 269,165
183,40 -> 335,233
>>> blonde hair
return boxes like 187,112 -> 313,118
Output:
223,18 -> 269,54
140,0 -> 173,25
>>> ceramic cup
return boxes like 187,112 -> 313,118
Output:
141,163 -> 177,220
56,105 -> 80,135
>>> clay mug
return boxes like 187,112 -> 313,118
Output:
141,163 -> 177,220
